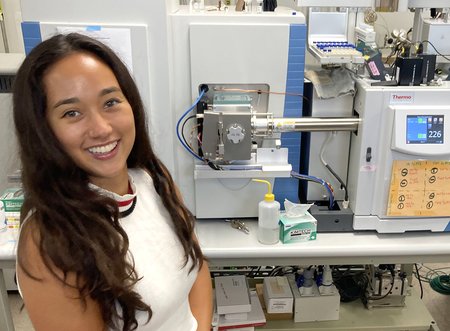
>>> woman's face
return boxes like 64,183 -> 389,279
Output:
44,52 -> 136,193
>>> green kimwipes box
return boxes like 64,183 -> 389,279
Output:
279,211 -> 317,244
0,188 -> 24,212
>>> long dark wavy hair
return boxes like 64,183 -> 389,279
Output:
13,33 -> 204,331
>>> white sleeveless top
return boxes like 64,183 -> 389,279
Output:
17,168 -> 199,331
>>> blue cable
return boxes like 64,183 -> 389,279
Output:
291,171 -> 335,209
176,90 -> 206,161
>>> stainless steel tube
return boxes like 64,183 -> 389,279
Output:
264,117 -> 361,133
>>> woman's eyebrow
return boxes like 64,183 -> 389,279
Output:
100,86 -> 121,96
53,97 -> 80,109
52,87 -> 121,109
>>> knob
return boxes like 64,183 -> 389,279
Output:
226,124 -> 245,144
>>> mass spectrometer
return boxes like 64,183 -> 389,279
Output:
349,79 -> 450,233
170,7 -> 360,220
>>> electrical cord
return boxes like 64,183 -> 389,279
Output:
332,266 -> 368,302
176,89 -> 206,161
368,278 -> 395,301
430,275 -> 450,295
291,170 -> 335,210
377,12 -> 391,35
319,132 -> 349,201
188,124 -> 201,150
181,115 -> 197,149
414,263 -> 424,299
268,266 -> 284,277
247,266 -> 261,278
406,27 -> 413,41
420,40 -> 450,61
367,266 -> 396,301
175,86 -> 233,171
324,165 -> 348,201
414,263 -> 450,295
363,265 -> 396,301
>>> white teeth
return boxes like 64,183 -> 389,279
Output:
88,141 -> 118,154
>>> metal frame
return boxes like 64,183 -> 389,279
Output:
0,259 -> 16,331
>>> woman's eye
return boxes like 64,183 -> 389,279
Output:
105,98 -> 121,108
62,110 -> 80,118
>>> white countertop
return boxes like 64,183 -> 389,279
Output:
196,219 -> 450,266
3,220 -> 450,268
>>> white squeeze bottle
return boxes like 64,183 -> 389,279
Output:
252,179 -> 280,245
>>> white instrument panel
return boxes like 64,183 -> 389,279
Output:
392,106 -> 450,156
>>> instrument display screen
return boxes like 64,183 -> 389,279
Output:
406,115 -> 444,144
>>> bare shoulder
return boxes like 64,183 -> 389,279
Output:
17,216 -> 45,277
17,216 -> 106,331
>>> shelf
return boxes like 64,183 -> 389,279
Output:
257,290 -> 434,331
194,165 -> 292,179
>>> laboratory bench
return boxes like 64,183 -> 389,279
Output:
196,219 -> 450,267
2,221 -> 449,331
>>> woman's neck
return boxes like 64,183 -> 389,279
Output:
89,170 -> 129,195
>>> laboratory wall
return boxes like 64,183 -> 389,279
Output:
0,0 -> 4,52
18,0 -> 182,176
0,29 -> 4,52
0,92 -> 18,193
0,0 -> 24,53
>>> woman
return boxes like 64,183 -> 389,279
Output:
13,33 -> 212,331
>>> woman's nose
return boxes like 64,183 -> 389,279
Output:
87,111 -> 112,138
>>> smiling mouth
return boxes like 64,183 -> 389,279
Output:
88,141 -> 118,154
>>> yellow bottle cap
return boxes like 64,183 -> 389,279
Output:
264,193 -> 275,202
